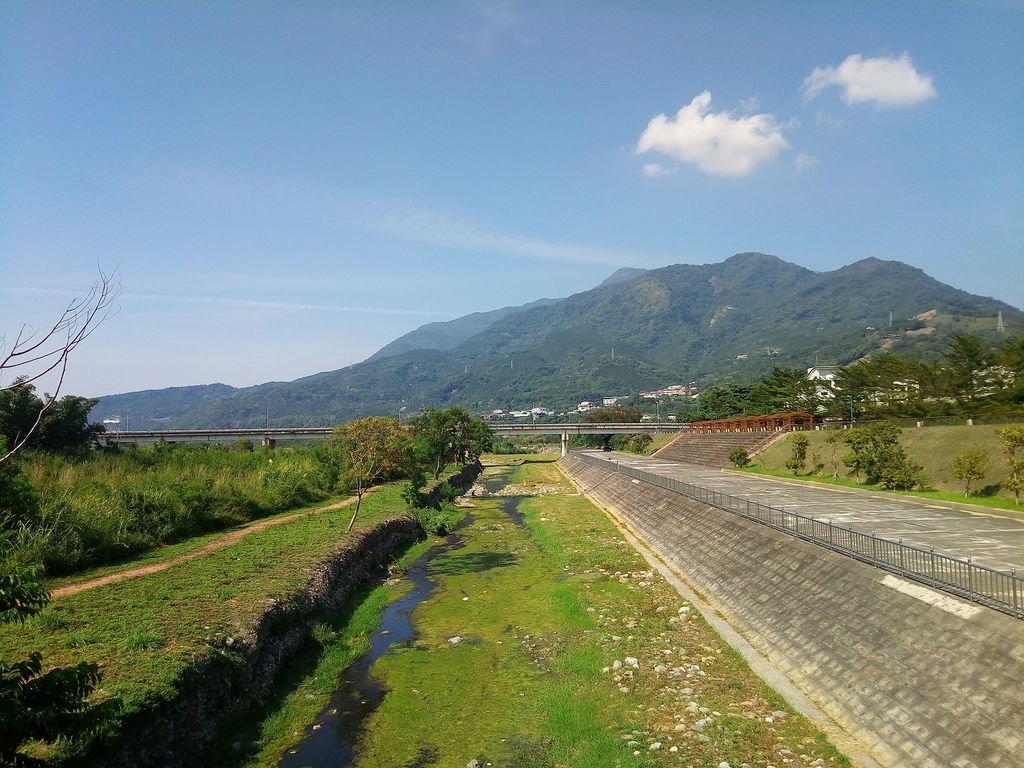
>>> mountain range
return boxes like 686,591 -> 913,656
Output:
93,253 -> 1022,429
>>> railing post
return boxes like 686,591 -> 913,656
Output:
967,556 -> 975,602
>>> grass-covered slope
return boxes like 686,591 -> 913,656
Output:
751,423 -> 1024,509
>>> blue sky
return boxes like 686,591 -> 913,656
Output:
2,1 -> 1022,397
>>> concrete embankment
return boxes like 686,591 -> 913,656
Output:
560,453 -> 1024,768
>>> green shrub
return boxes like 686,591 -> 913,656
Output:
728,448 -> 750,467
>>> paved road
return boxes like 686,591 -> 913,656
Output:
582,451 -> 1024,573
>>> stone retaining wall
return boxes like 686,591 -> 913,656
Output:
561,454 -> 1024,768
84,517 -> 423,768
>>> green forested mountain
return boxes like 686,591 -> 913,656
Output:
366,297 -> 558,361
93,253 -> 1022,428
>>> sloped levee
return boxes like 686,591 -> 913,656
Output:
560,453 -> 1024,768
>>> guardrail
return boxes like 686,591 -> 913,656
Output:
570,451 -> 1024,620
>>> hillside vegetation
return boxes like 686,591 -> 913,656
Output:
752,423 -> 1024,506
93,253 -> 1023,428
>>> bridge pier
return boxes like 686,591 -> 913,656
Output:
560,432 -> 568,457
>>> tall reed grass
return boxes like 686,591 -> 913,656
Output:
10,443 -> 343,575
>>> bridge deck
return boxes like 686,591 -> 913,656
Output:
100,423 -> 688,444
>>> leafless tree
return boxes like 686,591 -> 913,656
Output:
0,269 -> 120,462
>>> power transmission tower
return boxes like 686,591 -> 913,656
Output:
997,311 -> 1006,333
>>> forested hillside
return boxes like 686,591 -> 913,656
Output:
93,253 -> 1023,428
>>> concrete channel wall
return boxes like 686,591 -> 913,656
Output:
560,454 -> 1024,768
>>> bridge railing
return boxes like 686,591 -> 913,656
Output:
570,451 -> 1024,620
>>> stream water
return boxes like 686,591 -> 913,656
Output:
278,467 -> 519,768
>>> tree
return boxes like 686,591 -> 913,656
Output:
1,533 -> 117,766
951,449 -> 990,497
996,426 -> 1024,505
691,384 -> 755,421
750,366 -> 820,414
407,407 -> 493,480
840,421 -> 926,490
580,404 -> 644,450
0,385 -> 104,455
943,334 -> 995,405
1,270 -> 118,463
331,416 -> 414,532
785,433 -> 810,474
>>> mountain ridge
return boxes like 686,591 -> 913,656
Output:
93,253 -> 1022,428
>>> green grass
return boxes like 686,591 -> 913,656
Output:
258,457 -> 849,768
197,538 -> 434,768
13,443 -> 344,575
7,457 -> 849,766
750,423 -> 1024,512
0,484 -> 417,765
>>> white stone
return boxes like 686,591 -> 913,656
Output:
649,742 -> 662,750
448,636 -> 463,644
612,660 -> 623,670
624,657 -> 639,668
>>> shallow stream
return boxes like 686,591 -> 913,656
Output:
277,466 -> 518,767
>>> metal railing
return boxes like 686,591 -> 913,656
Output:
570,451 -> 1024,620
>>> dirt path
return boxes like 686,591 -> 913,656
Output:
51,490 -> 375,599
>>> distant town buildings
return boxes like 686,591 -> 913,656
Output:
640,384 -> 699,399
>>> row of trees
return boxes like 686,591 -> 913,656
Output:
0,383 -> 104,456
781,423 -> 927,490
775,423 -> 1024,502
688,334 -> 1024,422
949,426 -> 1024,502
331,406 -> 493,532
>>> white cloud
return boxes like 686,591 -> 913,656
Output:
802,53 -> 936,108
738,96 -> 761,113
635,91 -> 790,178
156,163 -> 664,268
642,163 -> 675,178
3,287 -> 454,318
815,110 -> 844,128
351,200 -> 662,266
794,152 -> 819,173
457,0 -> 521,51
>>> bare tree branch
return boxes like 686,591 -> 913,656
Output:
0,269 -> 120,463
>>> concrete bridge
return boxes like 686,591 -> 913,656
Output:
99,422 -> 687,456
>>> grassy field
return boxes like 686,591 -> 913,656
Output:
240,456 -> 848,768
8,456 -> 849,767
1,484 -> 416,765
12,443 -> 342,575
752,423 -> 1024,509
